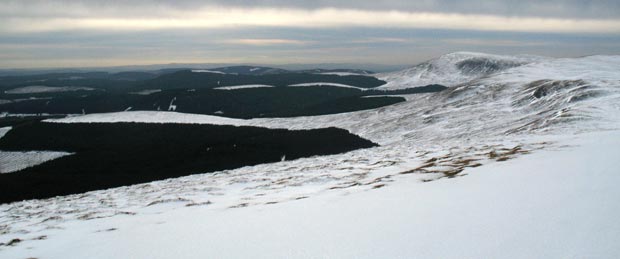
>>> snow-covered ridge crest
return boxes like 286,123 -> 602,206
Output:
377,51 -> 548,90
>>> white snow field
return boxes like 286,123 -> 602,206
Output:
0,151 -> 73,174
0,127 -> 10,139
288,82 -> 368,90
4,85 -> 96,94
318,71 -> 367,76
129,89 -> 162,95
0,127 -> 73,174
2,52 -> 620,258
190,69 -> 226,74
214,84 -> 275,90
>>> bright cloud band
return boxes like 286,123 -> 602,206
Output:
2,7 -> 620,34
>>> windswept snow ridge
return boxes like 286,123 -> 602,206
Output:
377,52 -> 547,90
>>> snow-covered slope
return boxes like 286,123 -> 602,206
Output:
2,53 -> 620,258
2,130 -> 619,259
377,51 -> 547,90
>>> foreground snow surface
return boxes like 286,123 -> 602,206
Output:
1,131 -> 619,258
2,53 -> 620,258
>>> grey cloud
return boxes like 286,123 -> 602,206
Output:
1,1 -> 619,69
7,0 -> 618,19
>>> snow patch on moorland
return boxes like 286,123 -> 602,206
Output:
214,84 -> 274,90
4,86 -> 96,94
129,89 -> 161,95
317,72 -> 366,76
288,82 -> 367,90
0,127 -> 10,139
0,127 -> 73,174
47,111 -> 269,128
0,151 -> 73,174
191,69 -> 225,74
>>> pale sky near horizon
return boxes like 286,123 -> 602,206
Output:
1,0 -> 619,69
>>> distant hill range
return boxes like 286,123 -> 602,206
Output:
0,65 -> 446,120
0,63 -> 406,77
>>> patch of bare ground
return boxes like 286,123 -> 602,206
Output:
398,143 -> 547,182
372,184 -> 386,189
329,182 -> 362,190
95,228 -> 117,233
488,146 -> 530,162
229,203 -> 249,209
185,201 -> 212,207
0,238 -> 21,246
146,197 -> 191,207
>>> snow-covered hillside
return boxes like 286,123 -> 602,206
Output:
377,51 -> 547,90
2,53 -> 620,258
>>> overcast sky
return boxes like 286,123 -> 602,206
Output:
1,0 -> 619,69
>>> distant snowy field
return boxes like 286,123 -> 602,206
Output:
0,127 -> 73,174
4,85 -> 96,94
0,151 -> 73,174
214,84 -> 274,90
317,72 -> 367,76
129,89 -> 161,95
288,82 -> 367,90
190,69 -> 226,74
1,52 -> 620,258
